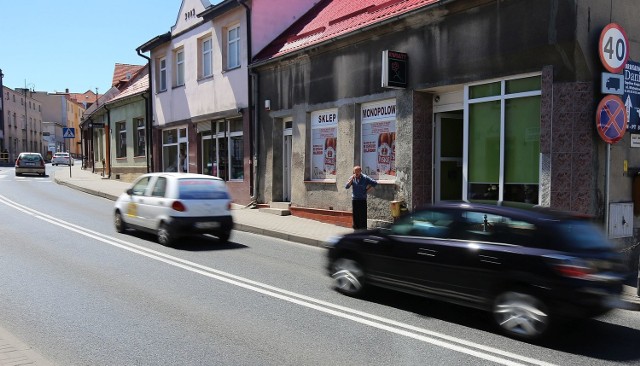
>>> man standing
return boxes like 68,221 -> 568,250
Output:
345,165 -> 377,230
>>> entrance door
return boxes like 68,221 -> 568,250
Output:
283,119 -> 293,202
435,113 -> 463,202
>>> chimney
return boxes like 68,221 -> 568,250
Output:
65,88 -> 69,93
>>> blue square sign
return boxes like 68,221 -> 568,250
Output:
63,127 -> 75,138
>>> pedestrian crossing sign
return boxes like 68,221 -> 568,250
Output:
63,127 -> 75,138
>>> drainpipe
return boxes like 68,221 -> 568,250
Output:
141,94 -> 151,172
137,49 -> 154,173
104,104 -> 112,179
238,0 -> 258,205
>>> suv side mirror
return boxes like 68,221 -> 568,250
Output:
126,188 -> 133,196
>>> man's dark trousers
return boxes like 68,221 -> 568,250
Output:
352,199 -> 367,230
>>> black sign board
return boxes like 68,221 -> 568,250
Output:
382,50 -> 408,89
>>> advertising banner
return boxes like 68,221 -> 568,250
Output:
361,99 -> 396,180
310,109 -> 338,180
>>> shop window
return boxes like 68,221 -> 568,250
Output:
310,109 -> 338,181
466,75 -> 541,205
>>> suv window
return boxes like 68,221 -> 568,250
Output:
391,209 -> 455,238
458,211 -> 537,246
553,220 -> 612,251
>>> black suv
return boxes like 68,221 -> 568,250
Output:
326,202 -> 630,340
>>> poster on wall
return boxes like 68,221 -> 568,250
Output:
310,109 -> 338,180
361,99 -> 396,181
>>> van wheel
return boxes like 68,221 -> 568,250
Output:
331,257 -> 366,296
114,211 -> 127,233
493,290 -> 550,341
158,223 -> 174,247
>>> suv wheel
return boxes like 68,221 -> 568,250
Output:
157,222 -> 174,247
493,290 -> 550,340
331,257 -> 366,296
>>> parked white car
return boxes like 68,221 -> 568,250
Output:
52,152 -> 74,166
114,173 -> 234,246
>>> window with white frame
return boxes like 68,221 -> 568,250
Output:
158,57 -> 167,92
201,37 -> 213,78
135,118 -> 145,157
116,121 -> 126,158
227,25 -> 240,69
175,49 -> 185,86
466,75 -> 541,205
201,119 -> 244,180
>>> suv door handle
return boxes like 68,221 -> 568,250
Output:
418,248 -> 437,257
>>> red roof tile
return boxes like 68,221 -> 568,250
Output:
254,0 -> 438,62
112,63 -> 145,88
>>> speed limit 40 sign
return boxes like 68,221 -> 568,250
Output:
599,23 -> 629,74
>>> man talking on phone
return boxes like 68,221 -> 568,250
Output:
345,165 -> 377,230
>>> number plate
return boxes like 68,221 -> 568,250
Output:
195,222 -> 219,229
26,162 -> 35,166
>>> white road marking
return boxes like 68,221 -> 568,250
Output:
0,194 -> 556,366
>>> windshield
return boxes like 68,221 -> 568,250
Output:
178,178 -> 230,200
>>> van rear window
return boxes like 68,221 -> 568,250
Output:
178,178 -> 230,200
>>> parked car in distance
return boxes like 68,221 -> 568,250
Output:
15,152 -> 46,176
326,201 -> 632,341
114,172 -> 234,246
51,152 -> 74,166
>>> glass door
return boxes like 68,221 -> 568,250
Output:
435,112 -> 463,202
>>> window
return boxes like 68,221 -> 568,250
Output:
227,25 -> 240,69
151,177 -> 167,197
135,118 -> 145,157
391,209 -> 455,238
116,121 -> 126,158
201,37 -> 213,78
310,109 -> 338,181
158,57 -> 167,92
131,176 -> 151,196
361,99 -> 397,180
466,75 -> 541,205
202,119 -> 244,181
175,49 -> 185,86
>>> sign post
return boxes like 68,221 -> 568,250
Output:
63,127 -> 75,177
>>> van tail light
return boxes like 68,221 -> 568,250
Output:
39,159 -> 45,168
228,201 -> 232,210
171,200 -> 187,212
545,255 -> 595,280
15,158 -> 21,166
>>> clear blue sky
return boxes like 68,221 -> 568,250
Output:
0,1 -> 189,94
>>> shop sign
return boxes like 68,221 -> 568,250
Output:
624,60 -> 640,131
381,50 -> 408,89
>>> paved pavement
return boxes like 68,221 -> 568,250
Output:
1,162 -> 639,365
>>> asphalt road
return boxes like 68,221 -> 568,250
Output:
1,165 -> 640,365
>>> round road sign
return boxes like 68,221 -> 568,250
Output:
596,95 -> 627,144
599,23 -> 629,74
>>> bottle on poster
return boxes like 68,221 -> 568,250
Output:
324,137 -> 336,175
377,132 -> 391,175
389,132 -> 396,176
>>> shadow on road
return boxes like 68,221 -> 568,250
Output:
126,231 -> 247,252
361,287 -> 640,363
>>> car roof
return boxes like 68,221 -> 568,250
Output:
138,172 -> 225,181
425,201 -> 588,223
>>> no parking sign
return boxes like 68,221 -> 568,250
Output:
596,95 -> 628,144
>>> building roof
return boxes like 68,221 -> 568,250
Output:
107,68 -> 149,105
112,63 -> 145,88
253,0 -> 438,63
